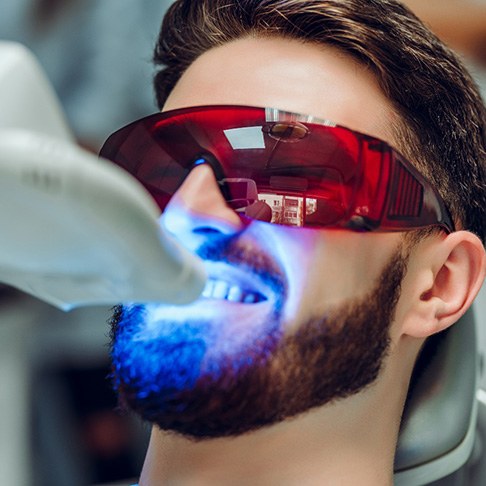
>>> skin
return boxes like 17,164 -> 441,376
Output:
136,36 -> 485,485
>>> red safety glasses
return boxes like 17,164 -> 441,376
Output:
100,105 -> 454,233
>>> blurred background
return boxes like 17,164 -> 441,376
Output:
1,0 -> 173,153
0,1 -> 485,485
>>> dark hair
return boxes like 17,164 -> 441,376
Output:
153,0 -> 486,243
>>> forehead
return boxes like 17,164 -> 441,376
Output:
163,36 -> 398,145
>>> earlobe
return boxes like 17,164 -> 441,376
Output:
402,231 -> 486,338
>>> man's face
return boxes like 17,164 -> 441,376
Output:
110,37 -> 408,438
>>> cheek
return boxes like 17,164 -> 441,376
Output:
265,230 -> 403,329
256,225 -> 318,312
281,245 -> 364,327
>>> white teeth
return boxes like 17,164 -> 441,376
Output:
227,285 -> 243,302
201,278 -> 263,303
213,280 -> 229,299
202,279 -> 215,298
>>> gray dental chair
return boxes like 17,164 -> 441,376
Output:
394,306 -> 484,485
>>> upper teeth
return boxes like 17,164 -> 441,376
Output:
202,278 -> 264,303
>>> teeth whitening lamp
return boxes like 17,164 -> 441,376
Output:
0,42 -> 206,310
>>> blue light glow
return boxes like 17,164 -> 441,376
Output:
111,230 -> 288,410
112,305 -> 210,401
192,157 -> 207,167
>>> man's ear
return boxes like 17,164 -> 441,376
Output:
401,231 -> 485,338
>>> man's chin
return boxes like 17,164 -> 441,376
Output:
109,301 -> 285,438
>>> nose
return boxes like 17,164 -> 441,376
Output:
161,164 -> 244,248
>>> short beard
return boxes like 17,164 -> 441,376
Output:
109,246 -> 409,440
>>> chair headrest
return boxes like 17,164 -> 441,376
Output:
395,307 -> 478,474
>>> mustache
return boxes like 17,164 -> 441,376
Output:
196,234 -> 288,298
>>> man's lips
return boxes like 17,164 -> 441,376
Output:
137,261 -> 280,335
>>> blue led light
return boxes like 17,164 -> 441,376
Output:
193,157 -> 207,166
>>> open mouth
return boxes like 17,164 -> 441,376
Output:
201,278 -> 267,303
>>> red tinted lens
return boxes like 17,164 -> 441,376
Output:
99,105 -> 453,232
100,106 -> 366,227
99,113 -> 198,210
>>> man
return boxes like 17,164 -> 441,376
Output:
101,1 -> 486,484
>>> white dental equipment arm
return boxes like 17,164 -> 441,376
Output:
0,42 -> 206,310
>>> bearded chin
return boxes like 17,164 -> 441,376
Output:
109,250 -> 408,440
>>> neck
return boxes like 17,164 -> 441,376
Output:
138,337 -> 421,486
140,391 -> 399,485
